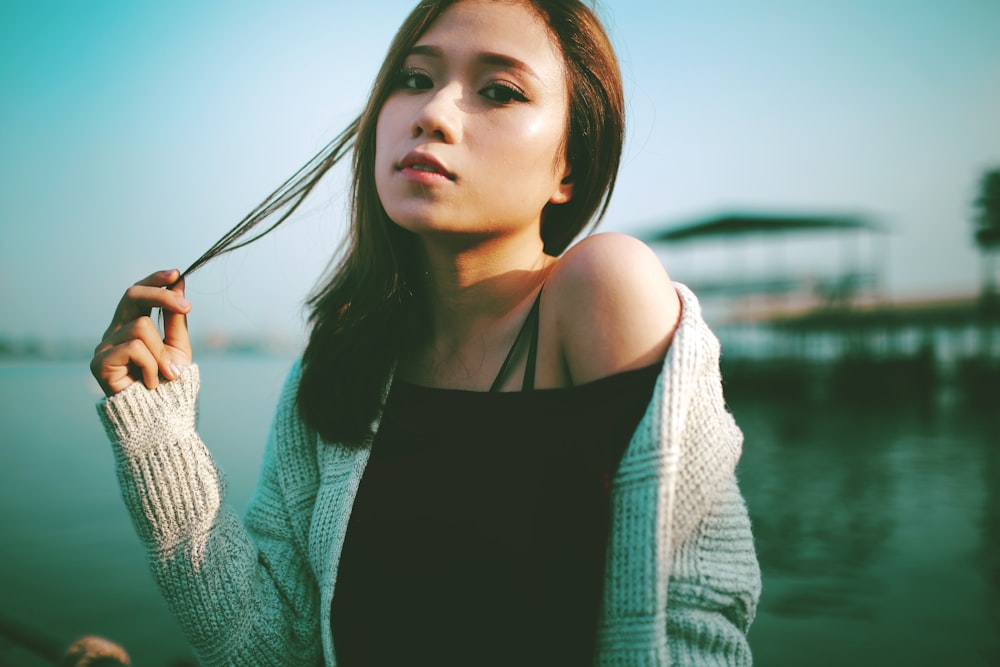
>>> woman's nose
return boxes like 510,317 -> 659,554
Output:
411,83 -> 462,143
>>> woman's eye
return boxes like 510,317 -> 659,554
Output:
398,69 -> 433,91
481,83 -> 528,104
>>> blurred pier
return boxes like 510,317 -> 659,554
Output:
716,295 -> 1000,404
647,211 -> 1000,404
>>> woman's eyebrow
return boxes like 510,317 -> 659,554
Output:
407,44 -> 540,82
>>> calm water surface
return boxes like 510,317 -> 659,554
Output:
733,392 -> 1000,666
1,358 -> 997,665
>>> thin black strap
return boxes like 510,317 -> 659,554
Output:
521,295 -> 540,392
489,289 -> 543,392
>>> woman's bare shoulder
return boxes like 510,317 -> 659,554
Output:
546,232 -> 680,384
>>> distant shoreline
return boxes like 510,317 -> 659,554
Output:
0,336 -> 303,362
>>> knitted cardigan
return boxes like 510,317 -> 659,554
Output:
98,283 -> 760,666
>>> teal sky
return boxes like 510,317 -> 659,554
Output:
2,0 -> 999,342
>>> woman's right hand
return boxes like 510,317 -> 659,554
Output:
91,269 -> 193,397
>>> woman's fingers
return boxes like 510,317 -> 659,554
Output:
106,270 -> 191,336
100,314 -> 186,377
91,337 -> 162,395
162,277 -> 192,367
92,270 -> 195,397
99,316 -> 165,352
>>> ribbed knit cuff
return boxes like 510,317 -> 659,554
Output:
97,365 -> 223,552
98,365 -> 200,453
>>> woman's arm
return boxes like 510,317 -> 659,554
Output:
93,272 -> 322,665
664,473 -> 760,666
97,362 -> 323,666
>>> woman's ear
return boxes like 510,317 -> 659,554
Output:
550,167 -> 574,205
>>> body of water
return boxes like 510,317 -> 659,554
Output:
1,358 -> 997,665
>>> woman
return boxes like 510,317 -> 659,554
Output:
92,1 -> 760,665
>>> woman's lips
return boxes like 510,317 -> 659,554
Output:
398,151 -> 456,181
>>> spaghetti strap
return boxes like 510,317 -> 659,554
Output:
489,289 -> 542,392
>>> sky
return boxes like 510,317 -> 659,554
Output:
2,0 -> 999,344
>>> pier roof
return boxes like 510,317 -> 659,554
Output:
647,212 -> 879,243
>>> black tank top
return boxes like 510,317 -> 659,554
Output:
331,292 -> 661,665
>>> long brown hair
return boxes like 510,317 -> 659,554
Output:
178,0 -> 625,443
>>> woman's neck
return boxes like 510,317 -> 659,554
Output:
417,232 -> 554,343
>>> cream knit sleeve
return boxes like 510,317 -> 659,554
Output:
97,362 -> 323,666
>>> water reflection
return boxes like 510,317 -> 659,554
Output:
975,411 -> 1000,649
733,393 -> 1000,665
736,400 -> 894,619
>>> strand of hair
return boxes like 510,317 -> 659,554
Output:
167,118 -> 360,290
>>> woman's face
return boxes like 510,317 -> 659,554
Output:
374,0 -> 573,246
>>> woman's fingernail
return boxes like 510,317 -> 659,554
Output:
169,363 -> 182,379
178,298 -> 191,310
